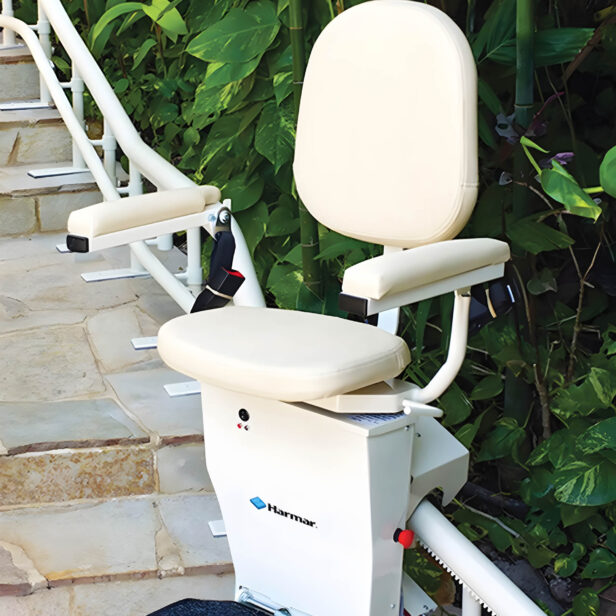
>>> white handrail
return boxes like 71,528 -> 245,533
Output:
0,1 -> 265,311
0,15 -> 118,200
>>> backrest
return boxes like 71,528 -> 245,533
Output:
293,0 -> 478,249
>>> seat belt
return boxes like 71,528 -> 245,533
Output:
191,208 -> 245,313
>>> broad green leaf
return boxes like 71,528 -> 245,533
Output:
273,71 -> 293,106
554,554 -> 577,577
186,1 -> 280,63
554,457 -> 616,506
205,57 -> 261,88
479,113 -> 497,149
455,410 -> 487,448
133,38 -> 156,70
268,266 -> 303,309
599,145 -> 616,197
223,173 -> 264,212
266,196 -> 300,237
439,384 -> 472,427
588,367 -> 616,406
534,28 -> 594,67
470,375 -> 503,400
414,299 -> 432,358
234,201 -> 268,256
607,527 -> 616,554
479,28 -> 594,66
578,417 -> 616,455
582,547 -> 616,579
255,101 -> 295,173
561,504 -> 597,527
520,468 -> 554,503
507,216 -> 574,254
541,162 -> 602,220
527,268 -> 557,295
143,0 -> 187,41
478,78 -> 502,115
192,78 -> 253,130
477,417 -> 525,462
572,589 -> 600,616
90,2 -> 143,53
472,0 -> 515,63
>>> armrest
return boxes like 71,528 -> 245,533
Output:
342,238 -> 510,300
66,185 -> 221,253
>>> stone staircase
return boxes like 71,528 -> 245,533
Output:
0,45 -> 101,235
0,42 -> 233,615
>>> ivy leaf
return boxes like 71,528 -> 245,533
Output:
588,366 -> 616,406
89,2 -> 143,55
476,417 -> 525,462
439,384 -> 472,427
527,268 -> 558,295
541,161 -> 602,220
186,1 -> 280,63
554,457 -> 616,506
455,410 -> 487,448
470,375 -> 503,400
273,71 -> 294,106
266,195 -> 300,237
255,101 -> 295,173
582,547 -> 616,579
554,554 -> 577,577
599,145 -> 616,198
133,38 -> 156,70
572,589 -> 600,616
204,58 -> 261,88
560,504 -> 598,528
234,201 -> 268,256
224,173 -> 264,213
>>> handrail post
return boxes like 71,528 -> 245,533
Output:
71,63 -> 85,168
186,227 -> 203,290
1,0 -> 16,47
102,118 -> 117,184
127,162 -> 147,273
37,2 -> 51,105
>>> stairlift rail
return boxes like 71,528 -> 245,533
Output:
410,500 -> 545,616
0,0 -> 264,311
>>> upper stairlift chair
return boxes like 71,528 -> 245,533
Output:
150,2 -> 543,615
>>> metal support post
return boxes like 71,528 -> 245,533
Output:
71,63 -> 85,168
1,0 -> 16,47
102,118 -> 117,185
186,226 -> 203,290
37,3 -> 51,106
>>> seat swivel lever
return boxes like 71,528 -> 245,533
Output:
191,208 -> 245,313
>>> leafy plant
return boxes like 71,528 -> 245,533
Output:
30,0 -> 616,611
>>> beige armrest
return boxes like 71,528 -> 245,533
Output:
67,185 -> 221,238
342,238 -> 510,300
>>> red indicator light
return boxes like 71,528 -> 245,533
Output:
393,528 -> 414,549
237,423 -> 242,429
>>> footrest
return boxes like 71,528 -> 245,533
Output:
148,599 -> 267,616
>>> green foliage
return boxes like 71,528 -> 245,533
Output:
49,0 -> 616,610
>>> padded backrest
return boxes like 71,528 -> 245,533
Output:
293,0 -> 478,248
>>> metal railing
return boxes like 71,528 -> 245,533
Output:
0,0 -> 264,312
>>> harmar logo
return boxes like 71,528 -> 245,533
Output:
250,497 -> 317,528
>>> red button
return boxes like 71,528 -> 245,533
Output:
394,528 -> 414,549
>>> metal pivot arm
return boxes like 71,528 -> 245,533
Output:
406,289 -> 471,404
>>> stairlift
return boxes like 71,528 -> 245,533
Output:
66,1 -> 546,614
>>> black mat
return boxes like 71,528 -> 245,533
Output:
148,599 -> 267,616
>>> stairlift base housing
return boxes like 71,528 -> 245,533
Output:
201,386 -> 466,616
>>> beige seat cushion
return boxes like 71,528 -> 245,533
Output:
343,239 -> 510,300
67,186 -> 221,238
158,307 -> 410,402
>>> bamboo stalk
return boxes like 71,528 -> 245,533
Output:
289,0 -> 322,297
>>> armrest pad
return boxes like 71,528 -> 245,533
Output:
342,239 -> 510,300
67,185 -> 221,238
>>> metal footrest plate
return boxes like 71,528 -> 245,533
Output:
81,268 -> 151,282
148,600 -> 267,616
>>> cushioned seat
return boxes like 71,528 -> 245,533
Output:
158,307 -> 410,402
67,185 -> 221,238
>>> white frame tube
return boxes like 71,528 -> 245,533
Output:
407,290 -> 471,404
462,587 -> 482,616
71,63 -> 85,168
36,2 -> 51,105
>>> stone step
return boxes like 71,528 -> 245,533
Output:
0,493 -> 233,614
0,107 -> 72,166
0,44 -> 40,104
0,163 -> 107,235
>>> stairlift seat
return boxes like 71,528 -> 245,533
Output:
67,185 -> 221,238
157,306 -> 410,401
